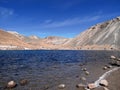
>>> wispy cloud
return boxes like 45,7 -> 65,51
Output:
40,15 -> 101,28
0,7 -> 14,18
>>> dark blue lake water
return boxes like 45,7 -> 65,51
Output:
0,50 -> 119,90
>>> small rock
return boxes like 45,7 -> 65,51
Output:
82,68 -> 87,71
116,61 -> 120,65
58,84 -> 65,89
81,77 -> 86,81
44,85 -> 49,89
103,66 -> 107,70
7,81 -> 16,88
20,79 -> 28,86
76,84 -> 86,90
118,58 -> 120,61
99,79 -> 108,87
110,55 -> 116,59
85,71 -> 90,75
87,83 -> 96,89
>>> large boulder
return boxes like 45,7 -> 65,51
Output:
99,79 -> 108,87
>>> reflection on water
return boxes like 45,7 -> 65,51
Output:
0,50 -> 119,90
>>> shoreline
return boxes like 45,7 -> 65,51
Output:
94,67 -> 120,87
85,67 -> 120,90
0,51 -> 120,90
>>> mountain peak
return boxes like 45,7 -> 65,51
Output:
7,31 -> 19,34
67,16 -> 120,50
29,35 -> 40,39
7,31 -> 24,39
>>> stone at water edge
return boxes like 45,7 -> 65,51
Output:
76,84 -> 86,90
116,61 -> 120,65
58,84 -> 66,89
20,79 -> 28,86
85,71 -> 90,75
82,68 -> 87,71
44,85 -> 49,89
87,83 -> 96,89
103,66 -> 107,70
7,81 -> 17,88
81,77 -> 86,81
99,79 -> 108,87
110,55 -> 116,59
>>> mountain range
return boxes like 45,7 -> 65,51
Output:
0,16 -> 120,50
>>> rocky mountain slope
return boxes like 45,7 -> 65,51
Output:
0,16 -> 120,50
0,30 -> 32,50
66,16 -> 120,50
0,30 -> 70,50
44,36 -> 68,45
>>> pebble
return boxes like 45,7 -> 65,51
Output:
110,55 -> 116,59
103,66 -> 107,70
20,79 -> 28,86
7,81 -> 16,88
44,85 -> 49,89
76,84 -> 86,90
87,83 -> 96,89
85,71 -> 90,75
58,84 -> 66,89
82,68 -> 87,71
81,77 -> 86,81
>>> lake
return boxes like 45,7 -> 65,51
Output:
0,50 -> 119,90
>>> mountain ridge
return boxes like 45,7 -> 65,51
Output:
65,16 -> 120,50
0,16 -> 120,50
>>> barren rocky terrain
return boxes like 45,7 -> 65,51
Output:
0,16 -> 120,50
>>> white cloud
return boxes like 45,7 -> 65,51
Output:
0,7 -> 14,18
40,15 -> 101,28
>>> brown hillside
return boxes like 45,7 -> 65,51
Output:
0,30 -> 31,48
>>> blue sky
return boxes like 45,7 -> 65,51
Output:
0,0 -> 120,38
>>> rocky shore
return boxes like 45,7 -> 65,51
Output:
1,55 -> 120,90
51,55 -> 120,90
